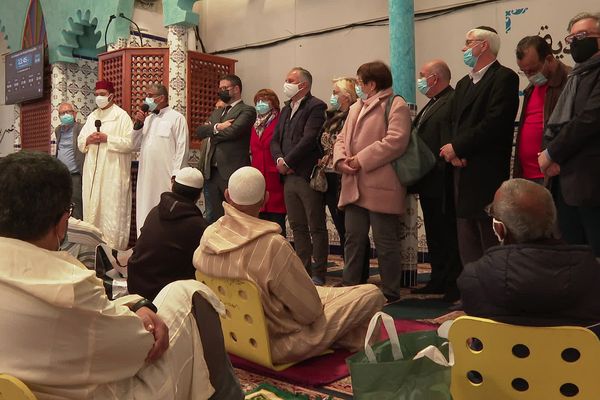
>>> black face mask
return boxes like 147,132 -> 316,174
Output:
570,37 -> 599,63
218,90 -> 232,103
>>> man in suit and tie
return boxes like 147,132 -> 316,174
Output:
54,101 -> 85,219
270,67 -> 328,285
410,60 -> 462,302
440,26 -> 519,267
196,74 -> 257,224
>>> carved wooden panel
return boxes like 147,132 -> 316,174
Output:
187,51 -> 236,149
98,48 -> 169,115
20,62 -> 51,153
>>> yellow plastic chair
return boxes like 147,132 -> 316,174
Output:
196,271 -> 297,371
448,316 -> 600,400
0,374 -> 37,400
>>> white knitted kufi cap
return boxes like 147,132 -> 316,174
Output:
174,167 -> 204,189
228,166 -> 265,205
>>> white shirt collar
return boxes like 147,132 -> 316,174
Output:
469,59 -> 495,84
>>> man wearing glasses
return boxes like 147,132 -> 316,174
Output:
513,36 -> 571,183
440,26 -> 519,267
54,102 -> 84,219
539,12 -> 600,257
196,74 -> 257,224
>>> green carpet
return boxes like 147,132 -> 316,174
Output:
383,298 -> 451,320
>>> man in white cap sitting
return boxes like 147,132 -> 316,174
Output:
128,167 -> 208,300
194,166 -> 385,364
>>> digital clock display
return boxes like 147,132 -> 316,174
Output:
15,54 -> 33,71
5,44 -> 44,105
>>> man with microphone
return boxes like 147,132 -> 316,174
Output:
132,84 -> 189,237
78,80 -> 135,250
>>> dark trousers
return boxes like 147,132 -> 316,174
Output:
420,195 -> 463,291
553,177 -> 600,257
456,217 -> 498,265
204,167 -> 228,224
283,175 -> 329,277
71,172 -> 83,220
259,212 -> 287,237
344,204 -> 402,297
191,292 -> 244,400
324,172 -> 346,255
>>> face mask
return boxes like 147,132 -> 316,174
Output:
218,90 -> 232,103
283,82 -> 300,99
355,84 -> 367,101
95,95 -> 110,109
60,114 -> 74,125
528,71 -> 548,86
329,94 -> 340,110
416,77 -> 430,95
463,42 -> 482,68
255,100 -> 271,115
492,217 -> 505,245
570,37 -> 599,63
144,97 -> 158,112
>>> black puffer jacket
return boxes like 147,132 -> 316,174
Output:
127,191 -> 207,300
458,240 -> 600,327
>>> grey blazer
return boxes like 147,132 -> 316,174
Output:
196,101 -> 257,180
54,122 -> 85,173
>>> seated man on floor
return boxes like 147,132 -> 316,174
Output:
193,166 -> 385,364
459,178 -> 600,328
0,151 -> 242,400
61,216 -> 106,269
128,167 -> 208,300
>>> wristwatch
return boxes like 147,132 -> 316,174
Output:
131,298 -> 158,313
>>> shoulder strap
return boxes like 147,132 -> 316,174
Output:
384,94 -> 404,128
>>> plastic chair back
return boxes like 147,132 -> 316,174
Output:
448,316 -> 600,400
0,374 -> 37,400
196,271 -> 296,371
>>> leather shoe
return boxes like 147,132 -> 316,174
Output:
384,293 -> 401,303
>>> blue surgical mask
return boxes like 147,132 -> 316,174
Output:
144,97 -> 158,112
355,85 -> 367,101
416,77 -> 430,95
255,100 -> 271,115
329,94 -> 340,110
528,70 -> 548,86
463,48 -> 478,68
60,113 -> 74,125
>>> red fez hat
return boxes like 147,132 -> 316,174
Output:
95,80 -> 115,93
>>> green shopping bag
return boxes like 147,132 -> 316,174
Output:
347,312 -> 453,400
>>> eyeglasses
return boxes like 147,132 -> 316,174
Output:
218,85 -> 234,91
66,202 -> 75,217
464,39 -> 483,47
58,110 -> 74,116
518,61 -> 546,77
484,203 -> 495,218
565,31 -> 600,44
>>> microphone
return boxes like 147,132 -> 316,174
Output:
95,120 -> 102,132
118,13 -> 144,47
133,104 -> 149,130
104,15 -> 116,51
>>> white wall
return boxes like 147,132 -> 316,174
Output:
196,0 -> 595,110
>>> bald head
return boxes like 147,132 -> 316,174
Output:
418,59 -> 451,98
492,179 -> 556,243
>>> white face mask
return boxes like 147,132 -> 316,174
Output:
283,82 -> 301,99
95,95 -> 110,109
492,217 -> 505,245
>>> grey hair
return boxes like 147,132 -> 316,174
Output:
494,179 -> 556,243
468,28 -> 501,56
148,83 -> 168,98
568,12 -> 600,31
291,67 -> 313,87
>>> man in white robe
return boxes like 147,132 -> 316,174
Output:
133,83 -> 189,236
78,80 -> 134,250
0,151 -> 243,400
194,167 -> 385,365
